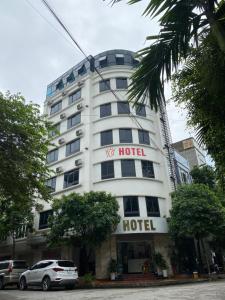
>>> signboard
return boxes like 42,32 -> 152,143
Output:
106,146 -> 146,158
116,217 -> 168,234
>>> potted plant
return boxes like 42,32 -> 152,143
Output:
109,258 -> 117,280
153,252 -> 168,278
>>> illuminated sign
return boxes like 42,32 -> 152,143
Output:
106,147 -> 146,158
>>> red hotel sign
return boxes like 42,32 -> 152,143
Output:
106,147 -> 146,158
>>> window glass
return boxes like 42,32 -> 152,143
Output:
136,104 -> 146,117
67,112 -> 81,129
12,261 -> 28,269
116,56 -> 124,65
101,161 -> 114,180
119,129 -> 133,143
78,64 -> 86,76
101,130 -> 113,146
50,101 -> 62,115
99,57 -> 108,68
121,160 -> 136,177
116,78 -> 128,89
67,72 -> 75,84
68,89 -> 81,105
46,177 -> 56,192
46,149 -> 58,164
64,169 -> 79,188
100,103 -> 111,118
123,196 -> 139,217
49,123 -> 60,138
138,130 -> 150,145
99,79 -> 110,92
58,261 -> 75,267
0,263 -> 9,270
66,139 -> 80,156
145,197 -> 160,217
56,79 -> 64,91
39,210 -> 53,229
117,101 -> 130,114
142,160 -> 155,178
39,262 -> 53,269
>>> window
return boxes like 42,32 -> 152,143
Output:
69,89 -> 81,104
181,172 -> 187,183
66,72 -> 75,84
67,112 -> 81,129
49,123 -> 60,137
117,101 -> 130,114
46,177 -> 56,192
66,139 -> 80,156
99,56 -> 108,68
121,160 -> 136,177
116,55 -> 124,65
119,129 -> 133,143
64,169 -> 79,188
101,161 -> 114,179
101,130 -> 113,146
46,149 -> 58,164
100,103 -> 111,118
136,104 -> 146,117
116,78 -> 128,89
78,64 -> 86,76
142,160 -> 155,178
145,197 -> 160,217
39,210 -> 53,229
50,100 -> 62,115
56,79 -> 64,91
138,130 -> 150,145
99,79 -> 110,92
123,196 -> 139,217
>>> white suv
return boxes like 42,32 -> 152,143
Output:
19,260 -> 78,291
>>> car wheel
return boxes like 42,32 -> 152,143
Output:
19,277 -> 27,290
42,276 -> 51,291
65,284 -> 75,290
0,277 -> 4,290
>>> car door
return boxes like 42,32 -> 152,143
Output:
26,263 -> 41,285
35,262 -> 52,283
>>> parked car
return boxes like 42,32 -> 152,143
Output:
0,260 -> 28,289
19,260 -> 78,291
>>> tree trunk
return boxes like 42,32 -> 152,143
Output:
196,238 -> 203,273
12,232 -> 15,259
200,239 -> 210,275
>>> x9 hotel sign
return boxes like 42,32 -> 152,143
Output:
106,146 -> 146,158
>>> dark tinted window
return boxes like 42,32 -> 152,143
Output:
0,262 -> 9,270
136,104 -> 146,117
117,102 -> 130,114
99,79 -> 110,92
78,64 -> 86,76
119,129 -> 133,143
146,197 -> 160,217
39,262 -> 53,269
56,80 -> 64,91
138,130 -> 150,145
66,139 -> 80,156
64,169 -> 79,188
116,78 -> 128,89
101,130 -> 113,146
116,56 -> 124,65
121,160 -> 136,177
39,210 -> 53,229
58,261 -> 75,267
12,261 -> 28,269
49,123 -> 60,137
67,112 -> 81,129
47,149 -> 58,164
123,196 -> 139,217
50,101 -> 62,115
100,103 -> 111,118
142,161 -> 155,178
69,89 -> 81,105
46,177 -> 56,192
101,161 -> 114,180
67,72 -> 75,84
99,57 -> 108,68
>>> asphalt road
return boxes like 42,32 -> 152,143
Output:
1,281 -> 225,300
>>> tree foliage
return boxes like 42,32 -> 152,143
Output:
190,165 -> 216,190
0,92 -> 52,254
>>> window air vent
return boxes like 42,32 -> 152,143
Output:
75,159 -> 83,167
77,103 -> 83,111
58,138 -> 65,145
60,113 -> 66,119
76,129 -> 83,137
56,166 -> 63,173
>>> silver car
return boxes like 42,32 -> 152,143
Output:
19,260 -> 78,291
0,260 -> 28,289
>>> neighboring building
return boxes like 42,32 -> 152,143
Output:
173,150 -> 192,185
0,50 -> 175,279
172,137 -> 206,170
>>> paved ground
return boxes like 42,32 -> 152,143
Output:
1,281 -> 225,300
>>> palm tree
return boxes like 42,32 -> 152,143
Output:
109,0 -> 225,110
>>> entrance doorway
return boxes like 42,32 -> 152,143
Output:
117,241 -> 153,274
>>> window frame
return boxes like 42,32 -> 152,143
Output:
68,89 -> 81,105
123,196 -> 140,217
121,159 -> 136,177
138,129 -> 150,145
46,176 -> 56,192
67,112 -> 81,129
145,196 -> 160,217
99,79 -> 110,92
100,130 -> 113,146
39,210 -> 53,230
136,104 -> 146,117
101,161 -> 115,180
46,149 -> 58,164
116,77 -> 128,89
119,128 -> 133,143
66,139 -> 80,157
141,160 -> 155,178
50,100 -> 62,115
49,123 -> 60,138
117,101 -> 130,114
64,168 -> 79,188
100,103 -> 112,118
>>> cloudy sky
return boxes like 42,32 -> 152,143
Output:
0,0 -> 193,143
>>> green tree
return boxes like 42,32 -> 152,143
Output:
190,166 -> 216,189
169,184 -> 225,273
48,191 -> 120,274
0,92 -> 52,257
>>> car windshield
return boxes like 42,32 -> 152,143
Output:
13,261 -> 28,269
57,261 -> 74,267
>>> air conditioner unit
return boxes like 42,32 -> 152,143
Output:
77,80 -> 84,87
58,138 -> 65,145
62,91 -> 68,96
76,129 -> 83,137
75,159 -> 83,167
56,166 -> 63,173
60,113 -> 66,119
48,99 -> 54,105
77,103 -> 83,110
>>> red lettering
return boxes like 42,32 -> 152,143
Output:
141,149 -> 146,156
131,148 -> 135,155
125,148 -> 131,155
119,148 -> 125,155
137,148 -> 141,156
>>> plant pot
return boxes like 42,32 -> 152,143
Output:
110,272 -> 116,280
162,269 -> 168,278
